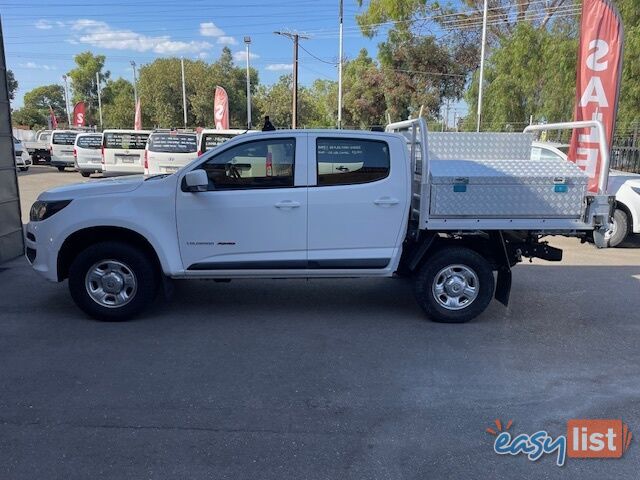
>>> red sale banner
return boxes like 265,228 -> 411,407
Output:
568,0 -> 623,192
73,101 -> 86,127
214,86 -> 229,130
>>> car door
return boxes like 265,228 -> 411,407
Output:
176,134 -> 308,271
306,134 -> 409,270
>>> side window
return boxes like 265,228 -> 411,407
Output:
316,138 -> 390,186
200,138 -> 295,190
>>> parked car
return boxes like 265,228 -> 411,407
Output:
198,128 -> 252,155
14,137 -> 32,171
24,129 -> 52,164
49,130 -> 79,171
144,130 -> 198,175
26,119 -> 613,322
531,141 -> 640,246
101,129 -> 151,176
74,133 -> 103,177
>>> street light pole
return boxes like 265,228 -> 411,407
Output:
62,74 -> 71,126
96,71 -> 103,129
274,31 -> 309,129
337,0 -> 343,129
476,0 -> 488,132
130,60 -> 138,106
244,36 -> 252,130
181,57 -> 187,128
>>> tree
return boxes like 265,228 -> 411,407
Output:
615,0 -> 640,133
67,52 -> 110,124
102,78 -> 135,129
341,49 -> 386,128
254,75 -> 296,128
22,84 -> 67,123
12,106 -> 46,129
7,69 -> 18,101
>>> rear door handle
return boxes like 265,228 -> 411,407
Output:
275,200 -> 301,209
374,197 -> 399,206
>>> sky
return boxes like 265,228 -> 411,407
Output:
2,0 -> 389,109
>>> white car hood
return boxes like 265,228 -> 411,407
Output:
39,175 -> 145,201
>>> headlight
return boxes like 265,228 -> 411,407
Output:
29,200 -> 72,222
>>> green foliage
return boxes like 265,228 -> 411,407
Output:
67,52 -> 110,125
137,48 -> 259,129
12,106 -> 47,129
463,23 -> 576,131
616,0 -> 640,132
342,49 -> 386,127
7,69 -> 18,101
102,78 -> 135,129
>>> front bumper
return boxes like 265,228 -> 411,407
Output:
25,221 -> 59,282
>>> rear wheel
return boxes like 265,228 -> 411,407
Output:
80,171 -> 91,177
19,167 -> 29,172
414,247 -> 494,323
57,166 -> 66,172
68,242 -> 159,321
608,208 -> 629,247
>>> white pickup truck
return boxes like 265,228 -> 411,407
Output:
25,119 -> 613,322
23,129 -> 52,163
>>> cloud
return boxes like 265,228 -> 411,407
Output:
265,63 -> 293,71
20,62 -> 56,70
70,19 -> 212,54
35,19 -> 53,30
233,50 -> 259,62
217,36 -> 237,46
199,22 -> 225,37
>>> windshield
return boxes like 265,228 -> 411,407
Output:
202,133 -> 236,151
149,133 -> 197,153
52,132 -> 78,145
104,132 -> 149,150
39,132 -> 51,143
77,135 -> 102,149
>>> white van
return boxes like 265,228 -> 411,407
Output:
145,130 -> 198,175
102,129 -> 151,176
49,130 -> 79,171
74,133 -> 103,177
198,129 -> 251,155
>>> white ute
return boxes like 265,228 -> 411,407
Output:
25,119 -> 614,322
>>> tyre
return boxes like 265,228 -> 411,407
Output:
414,247 -> 495,323
19,167 -> 28,172
57,166 -> 66,172
68,241 -> 159,321
80,171 -> 91,177
608,208 -> 629,247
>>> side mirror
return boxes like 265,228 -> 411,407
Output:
184,169 -> 209,192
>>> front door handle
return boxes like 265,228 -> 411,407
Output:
275,200 -> 301,209
374,197 -> 399,206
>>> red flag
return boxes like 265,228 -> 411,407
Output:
49,105 -> 58,129
73,101 -> 86,127
134,99 -> 142,130
568,0 -> 623,192
214,86 -> 229,130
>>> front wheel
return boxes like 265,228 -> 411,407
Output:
19,167 -> 29,172
608,208 -> 629,247
68,242 -> 159,321
414,247 -> 495,323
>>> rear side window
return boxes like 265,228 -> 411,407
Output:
202,133 -> 235,151
149,134 -> 197,153
52,132 -> 78,145
39,132 -> 51,143
316,138 -> 390,186
104,132 -> 149,150
77,135 -> 102,149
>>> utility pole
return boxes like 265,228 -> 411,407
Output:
96,71 -> 103,129
274,31 -> 309,129
62,74 -> 71,126
244,36 -> 252,129
476,0 -> 488,132
130,60 -> 138,106
181,57 -> 187,128
337,0 -> 343,129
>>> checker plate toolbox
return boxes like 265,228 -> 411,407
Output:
386,119 -> 614,243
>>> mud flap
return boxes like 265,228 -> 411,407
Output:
495,269 -> 512,306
